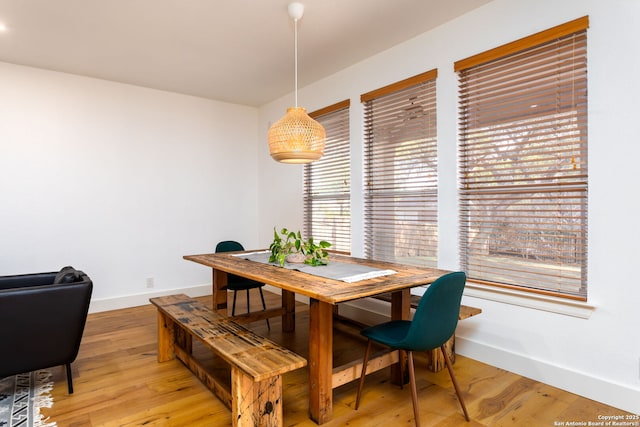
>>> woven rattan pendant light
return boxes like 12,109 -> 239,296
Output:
268,2 -> 325,164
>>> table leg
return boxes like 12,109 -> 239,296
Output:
282,290 -> 296,332
308,298 -> 333,424
390,289 -> 411,385
212,268 -> 228,315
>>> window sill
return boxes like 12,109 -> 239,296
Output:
464,281 -> 596,319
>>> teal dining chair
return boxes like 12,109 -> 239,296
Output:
355,271 -> 470,426
215,240 -> 270,329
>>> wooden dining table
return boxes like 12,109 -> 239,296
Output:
183,251 -> 450,425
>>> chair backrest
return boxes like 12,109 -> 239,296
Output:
400,271 -> 467,352
215,240 -> 244,253
215,241 -> 250,287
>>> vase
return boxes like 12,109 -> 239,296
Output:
286,252 -> 306,264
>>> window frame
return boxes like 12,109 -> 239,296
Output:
455,16 -> 589,301
361,69 -> 439,266
303,100 -> 351,254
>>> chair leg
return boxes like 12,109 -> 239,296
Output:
407,351 -> 420,427
441,344 -> 470,422
398,349 -> 405,390
258,287 -> 271,330
231,290 -> 238,316
66,363 -> 74,394
355,340 -> 373,410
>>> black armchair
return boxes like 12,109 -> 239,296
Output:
0,266 -> 93,393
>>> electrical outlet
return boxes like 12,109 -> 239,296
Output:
146,277 -> 154,288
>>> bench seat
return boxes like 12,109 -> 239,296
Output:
150,294 -> 306,427
372,292 -> 482,320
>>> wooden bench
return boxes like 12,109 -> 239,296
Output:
150,294 -> 307,427
372,293 -> 482,372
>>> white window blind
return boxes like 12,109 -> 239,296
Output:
362,70 -> 438,266
456,16 -> 589,300
304,100 -> 351,253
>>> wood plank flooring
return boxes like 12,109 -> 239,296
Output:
42,291 -> 630,426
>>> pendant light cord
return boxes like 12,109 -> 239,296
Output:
294,17 -> 299,107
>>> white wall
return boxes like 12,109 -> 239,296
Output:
0,62 -> 261,309
258,0 -> 640,414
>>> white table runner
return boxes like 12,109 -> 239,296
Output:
234,251 -> 396,283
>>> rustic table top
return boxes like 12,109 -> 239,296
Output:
184,252 -> 451,304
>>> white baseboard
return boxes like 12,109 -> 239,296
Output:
88,284 -> 211,313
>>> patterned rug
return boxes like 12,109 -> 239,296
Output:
0,371 -> 56,427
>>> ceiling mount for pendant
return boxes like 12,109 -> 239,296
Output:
288,2 -> 304,21
267,2 -> 326,164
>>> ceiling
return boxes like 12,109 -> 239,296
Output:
0,0 -> 492,107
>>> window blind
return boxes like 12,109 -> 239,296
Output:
362,70 -> 438,266
304,100 -> 351,253
456,17 -> 589,300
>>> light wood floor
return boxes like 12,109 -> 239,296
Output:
43,291 -> 629,426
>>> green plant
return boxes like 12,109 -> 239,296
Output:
269,227 -> 331,267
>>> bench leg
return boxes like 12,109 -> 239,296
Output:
175,326 -> 193,354
231,367 -> 282,427
157,311 -> 176,362
425,335 -> 455,372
